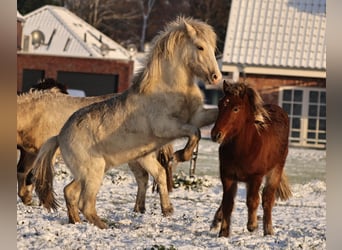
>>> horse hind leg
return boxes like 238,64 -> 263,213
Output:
64,179 -> 82,224
137,153 -> 173,216
262,168 -> 282,235
17,149 -> 36,205
246,177 -> 263,233
128,161 -> 148,213
210,203 -> 223,232
78,167 -> 108,229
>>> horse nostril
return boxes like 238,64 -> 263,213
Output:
211,73 -> 222,84
212,131 -> 221,142
216,132 -> 222,141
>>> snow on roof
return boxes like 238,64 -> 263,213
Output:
222,0 -> 326,72
21,5 -> 130,60
17,11 -> 25,22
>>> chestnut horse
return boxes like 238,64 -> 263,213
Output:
32,17 -> 221,229
210,81 -> 292,237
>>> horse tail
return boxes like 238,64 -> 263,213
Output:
32,136 -> 60,211
276,171 -> 292,201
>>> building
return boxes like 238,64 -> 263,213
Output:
220,0 -> 326,149
17,5 -> 134,96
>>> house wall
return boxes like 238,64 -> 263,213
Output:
239,74 -> 326,104
17,53 -> 134,93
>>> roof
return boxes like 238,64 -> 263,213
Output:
17,11 -> 25,22
222,0 -> 326,77
20,5 -> 130,60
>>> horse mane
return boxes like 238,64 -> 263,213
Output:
224,82 -> 270,131
17,87 -> 67,104
132,16 -> 217,93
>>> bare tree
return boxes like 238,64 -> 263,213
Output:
138,0 -> 156,51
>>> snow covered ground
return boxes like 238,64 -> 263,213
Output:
17,139 -> 326,249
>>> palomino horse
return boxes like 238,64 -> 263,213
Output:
17,80 -> 174,213
33,17 -> 222,229
210,81 -> 292,237
17,78 -> 70,204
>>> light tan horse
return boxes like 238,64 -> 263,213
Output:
33,17 -> 222,229
17,87 -> 174,213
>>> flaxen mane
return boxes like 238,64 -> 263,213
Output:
133,17 -> 217,93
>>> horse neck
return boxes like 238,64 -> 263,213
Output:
139,52 -> 195,93
162,58 -> 193,87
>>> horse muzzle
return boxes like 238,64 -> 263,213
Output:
209,72 -> 222,85
211,130 -> 223,143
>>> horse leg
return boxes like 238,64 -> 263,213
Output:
173,126 -> 200,162
246,176 -> 263,232
64,179 -> 82,224
190,107 -> 218,128
210,203 -> 223,232
262,168 -> 282,235
136,153 -> 173,216
128,161 -> 148,213
219,179 -> 237,237
174,108 -> 218,162
17,148 -> 36,205
78,164 -> 108,229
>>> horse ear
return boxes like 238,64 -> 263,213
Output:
184,21 -> 197,40
239,83 -> 248,98
223,80 -> 229,92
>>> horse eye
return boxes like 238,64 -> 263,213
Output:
233,107 -> 239,113
197,46 -> 204,51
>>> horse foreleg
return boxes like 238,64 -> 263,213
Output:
128,161 -> 148,213
17,148 -> 36,205
190,107 -> 218,128
172,107 -> 218,162
173,125 -> 200,162
137,153 -> 173,216
246,177 -> 263,232
219,179 -> 237,237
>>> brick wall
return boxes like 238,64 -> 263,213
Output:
17,53 -> 134,93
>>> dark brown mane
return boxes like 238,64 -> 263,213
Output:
224,82 -> 269,130
31,78 -> 68,94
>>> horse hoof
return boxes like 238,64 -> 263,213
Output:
162,206 -> 174,216
218,229 -> 230,237
133,206 -> 146,214
94,220 -> 108,229
21,197 -> 33,206
210,223 -> 221,233
263,226 -> 274,236
247,223 -> 258,232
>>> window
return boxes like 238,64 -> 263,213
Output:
279,87 -> 326,148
